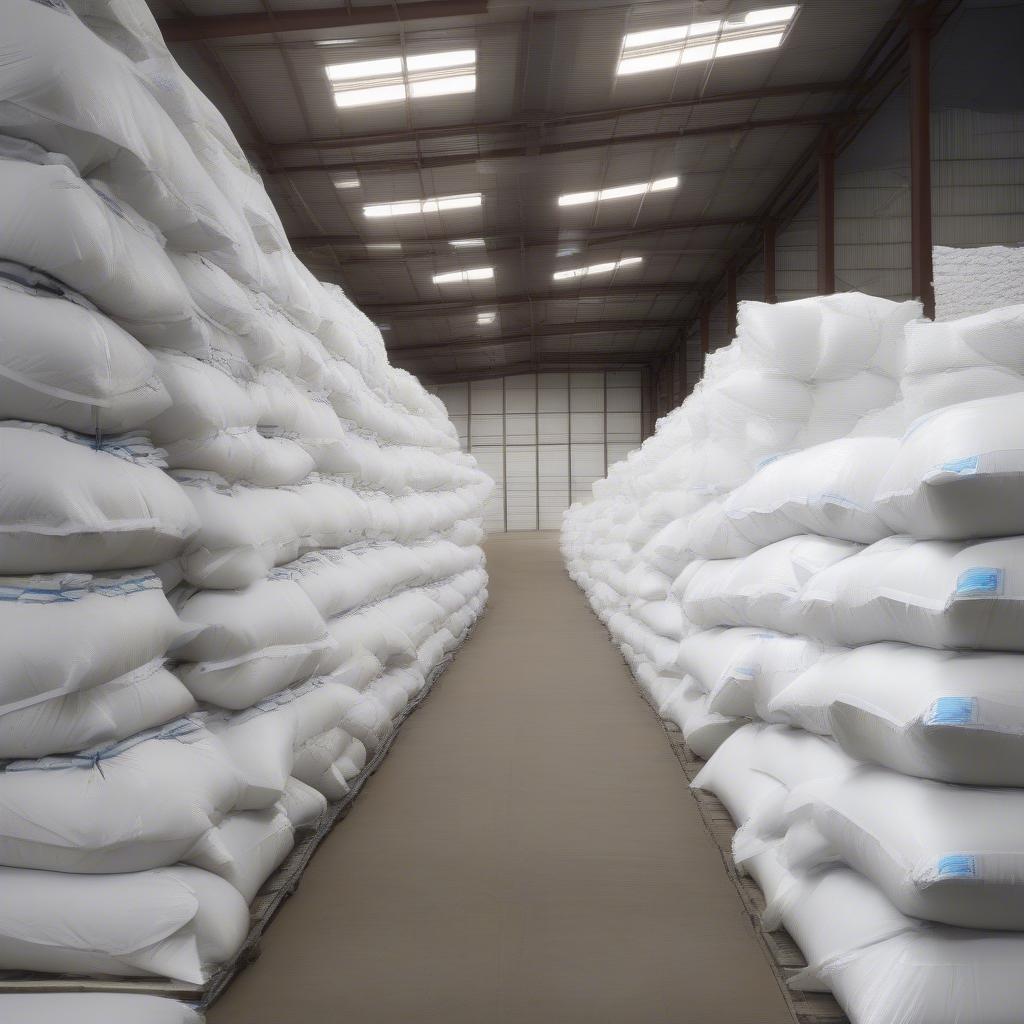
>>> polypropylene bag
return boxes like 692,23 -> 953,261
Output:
0,659 -> 195,760
801,534 -> 1024,650
776,863 -> 1024,1024
683,535 -> 863,634
0,718 -> 241,873
0,863 -> 247,982
784,765 -> 1024,929
723,437 -> 897,547
771,642 -> 1024,786
875,394 -> 1024,539
175,473 -> 311,590
173,578 -> 331,709
192,805 -> 294,902
0,994 -> 203,1024
0,571 -> 188,715
0,268 -> 169,433
0,422 -> 199,573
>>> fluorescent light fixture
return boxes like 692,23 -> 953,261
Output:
314,38 -> 358,46
432,267 -> 494,284
553,256 -> 642,281
376,323 -> 391,331
326,49 -> 476,109
450,238 -> 486,248
363,192 -> 482,219
558,176 -> 678,207
332,173 -> 361,189
476,311 -> 497,325
366,243 -> 402,252
616,6 -> 796,76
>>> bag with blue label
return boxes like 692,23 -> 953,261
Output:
800,534 -> 1024,650
772,861 -> 1024,1024
768,642 -> 1024,786
876,393 -> 1024,539
782,765 -> 1024,929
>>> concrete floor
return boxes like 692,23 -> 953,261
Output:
209,531 -> 792,1024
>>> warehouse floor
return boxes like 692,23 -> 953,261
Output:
209,532 -> 791,1024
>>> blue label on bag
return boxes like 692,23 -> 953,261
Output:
936,854 -> 976,879
956,567 -> 1003,596
940,455 -> 980,476
926,697 -> 977,726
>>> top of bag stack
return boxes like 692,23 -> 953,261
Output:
0,0 -> 492,992
563,245 -> 1024,1023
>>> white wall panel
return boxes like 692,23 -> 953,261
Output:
431,372 -> 642,531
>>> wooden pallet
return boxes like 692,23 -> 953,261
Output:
0,622 -> 481,1010
651,704 -> 848,1023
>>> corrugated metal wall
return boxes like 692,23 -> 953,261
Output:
431,370 -> 643,531
666,0 -> 1024,411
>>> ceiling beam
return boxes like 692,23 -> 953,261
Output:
419,354 -> 649,383
159,0 -> 488,41
264,79 -> 846,167
363,281 -> 698,316
388,320 -> 680,357
291,218 -> 756,253
267,113 -> 841,160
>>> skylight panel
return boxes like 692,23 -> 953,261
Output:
558,177 -> 678,207
326,49 -> 477,109
616,6 -> 797,76
552,257 -> 642,281
363,193 -> 482,219
433,267 -> 494,284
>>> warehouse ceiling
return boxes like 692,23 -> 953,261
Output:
150,0 -> 914,381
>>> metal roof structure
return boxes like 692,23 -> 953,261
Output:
151,0 -> 954,384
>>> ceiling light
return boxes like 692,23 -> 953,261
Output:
314,38 -> 358,46
363,192 -> 482,219
332,173 -> 361,189
376,323 -> 391,331
558,176 -> 678,207
553,257 -> 642,281
476,311 -> 497,325
616,6 -> 796,76
326,49 -> 477,109
433,267 -> 494,284
450,238 -> 486,248
366,243 -> 402,252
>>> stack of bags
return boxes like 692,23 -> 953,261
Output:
564,288 -> 1024,1022
563,292 -> 918,755
0,0 -> 490,1003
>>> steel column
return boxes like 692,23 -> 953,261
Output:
763,221 -> 777,303
726,264 -> 738,338
909,5 -> 935,319
700,304 -> 711,359
817,129 -> 836,295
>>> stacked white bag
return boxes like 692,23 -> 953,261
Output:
564,275 -> 1024,1022
0,0 -> 490,995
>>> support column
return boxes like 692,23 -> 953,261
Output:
763,221 -> 777,304
726,264 -> 738,338
817,128 -> 836,295
909,4 -> 935,318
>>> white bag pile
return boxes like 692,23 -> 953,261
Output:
563,276 -> 1024,1022
0,0 -> 491,997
